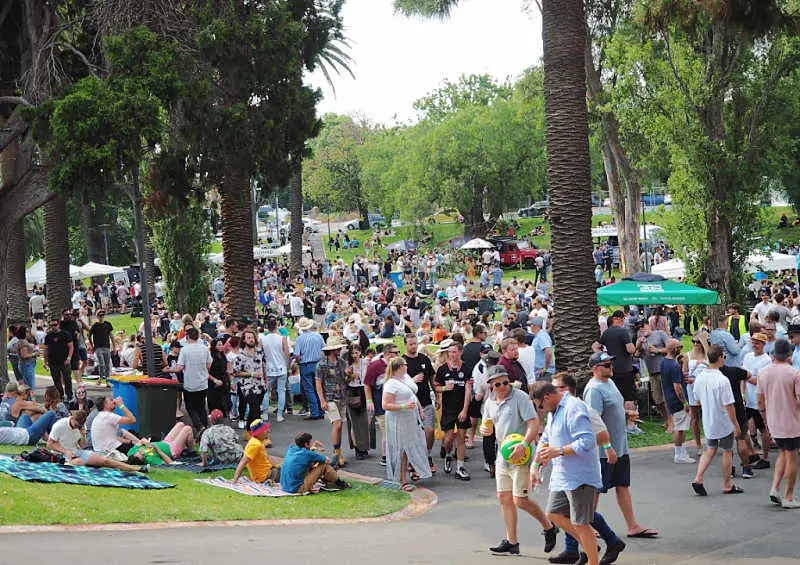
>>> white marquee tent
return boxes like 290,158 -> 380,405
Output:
650,252 -> 798,280
25,259 -> 87,287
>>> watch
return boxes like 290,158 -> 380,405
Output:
559,446 -> 565,457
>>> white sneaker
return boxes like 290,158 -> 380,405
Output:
276,415 -> 285,423
782,498 -> 800,509
770,489 -> 782,505
482,462 -> 491,472
674,455 -> 696,464
238,420 -> 245,429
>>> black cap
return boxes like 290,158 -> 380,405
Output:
588,351 -> 616,368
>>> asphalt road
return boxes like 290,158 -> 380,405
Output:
3,409 -> 798,565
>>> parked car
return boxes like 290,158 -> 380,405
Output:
302,217 -> 322,233
517,200 -> 549,218
345,213 -> 386,230
487,237 -> 543,268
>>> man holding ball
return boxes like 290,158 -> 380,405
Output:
482,365 -> 559,555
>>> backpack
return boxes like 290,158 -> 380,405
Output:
21,448 -> 66,464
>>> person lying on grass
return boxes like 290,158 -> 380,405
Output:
280,431 -> 351,493
47,410 -> 149,473
126,422 -> 196,466
232,419 -> 281,483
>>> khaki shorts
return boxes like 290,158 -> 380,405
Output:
672,408 -> 691,431
650,373 -> 664,405
495,458 -> 531,498
325,400 -> 346,423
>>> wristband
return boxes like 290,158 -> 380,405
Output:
367,400 -> 374,404
533,462 -> 541,469
602,443 -> 612,450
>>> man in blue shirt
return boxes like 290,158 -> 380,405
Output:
293,318 -> 326,419
530,318 -> 556,381
491,265 -> 504,288
280,432 -> 350,493
790,325 -> 800,369
710,314 -> 742,367
532,382 -> 602,565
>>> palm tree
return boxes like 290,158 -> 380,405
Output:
43,196 -> 72,321
396,0 -> 597,377
7,220 -> 29,327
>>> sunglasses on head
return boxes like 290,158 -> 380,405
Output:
493,380 -> 510,388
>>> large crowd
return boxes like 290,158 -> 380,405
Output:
3,253 -> 800,565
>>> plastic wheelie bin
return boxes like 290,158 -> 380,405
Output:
132,378 -> 181,440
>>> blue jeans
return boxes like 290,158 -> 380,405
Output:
268,372 -> 288,416
19,360 -> 36,390
94,347 -> 111,380
564,512 -> 619,554
300,362 -> 322,417
18,410 -> 58,445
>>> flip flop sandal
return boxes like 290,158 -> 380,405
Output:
691,482 -> 708,496
627,529 -> 659,538
723,485 -> 744,494
408,466 -> 420,482
400,482 -> 416,492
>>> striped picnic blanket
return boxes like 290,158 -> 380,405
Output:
156,456 -> 237,473
0,456 -> 173,489
195,476 -> 317,496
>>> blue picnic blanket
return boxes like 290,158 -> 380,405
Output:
0,456 -> 173,489
156,455 -> 236,474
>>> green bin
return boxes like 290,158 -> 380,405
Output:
132,378 -> 181,440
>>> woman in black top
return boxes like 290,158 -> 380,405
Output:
133,337 -> 167,378
208,337 -> 230,415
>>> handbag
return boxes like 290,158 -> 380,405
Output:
346,388 -> 363,408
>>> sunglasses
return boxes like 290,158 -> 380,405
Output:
493,380 -> 510,388
597,362 -> 612,368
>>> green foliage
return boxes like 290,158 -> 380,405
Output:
413,73 -> 513,122
150,201 -> 212,316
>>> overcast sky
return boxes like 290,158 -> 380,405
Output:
306,0 -> 543,125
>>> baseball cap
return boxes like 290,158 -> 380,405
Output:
248,418 -> 270,437
529,317 -> 544,327
486,365 -> 509,382
588,351 -> 616,368
751,332 -> 768,343
209,409 -> 224,424
788,324 -> 800,335
480,343 -> 493,354
5,381 -> 18,394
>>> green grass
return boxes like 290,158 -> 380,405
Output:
626,416 -> 701,449
209,240 -> 223,253
0,445 -> 409,525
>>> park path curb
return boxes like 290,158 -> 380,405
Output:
0,470 -> 437,535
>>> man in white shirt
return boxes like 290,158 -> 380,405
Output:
92,396 -> 137,460
691,345 -> 743,496
289,290 -> 305,323
482,248 -> 494,266
175,327 -> 213,432
741,332 -> 772,469
751,293 -> 773,324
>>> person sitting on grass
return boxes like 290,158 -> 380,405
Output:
126,422 -> 197,466
0,408 -> 58,446
232,419 -> 281,483
280,431 -> 351,493
47,411 -> 149,473
199,409 -> 243,467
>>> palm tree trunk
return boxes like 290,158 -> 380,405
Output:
7,220 -> 29,327
542,0 -> 596,380
221,171 -> 255,320
43,195 -> 72,321
289,159 -> 304,278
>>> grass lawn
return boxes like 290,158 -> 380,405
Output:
0,445 -> 409,525
626,416 -> 700,449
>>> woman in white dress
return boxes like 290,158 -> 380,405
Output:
382,357 -> 432,491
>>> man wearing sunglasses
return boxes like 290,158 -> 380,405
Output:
482,366 -> 558,556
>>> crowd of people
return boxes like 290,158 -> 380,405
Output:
4,252 -> 800,565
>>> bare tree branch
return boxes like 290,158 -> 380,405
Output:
0,96 -> 32,107
0,111 -> 29,153
56,41 -> 101,77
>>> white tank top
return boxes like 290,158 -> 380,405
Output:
261,333 -> 287,376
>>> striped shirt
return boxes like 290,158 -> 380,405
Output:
294,331 -> 325,364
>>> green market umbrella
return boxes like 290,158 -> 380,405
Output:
596,273 -> 719,306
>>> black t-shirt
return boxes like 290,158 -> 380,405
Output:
60,319 -> 80,345
314,296 -> 325,315
599,326 -> 633,373
44,330 -> 72,364
461,341 -> 483,381
435,363 -> 471,413
89,321 -> 114,349
720,366 -> 747,420
404,353 -> 435,407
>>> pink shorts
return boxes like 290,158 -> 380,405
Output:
164,440 -> 182,458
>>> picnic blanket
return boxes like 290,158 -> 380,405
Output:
0,456 -> 173,489
195,476 -> 317,497
156,455 -> 237,474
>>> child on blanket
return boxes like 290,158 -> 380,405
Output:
232,419 -> 281,483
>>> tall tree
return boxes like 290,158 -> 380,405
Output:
396,0 -> 597,375
43,196 -> 72,321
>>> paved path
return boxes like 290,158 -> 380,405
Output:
3,408 -> 798,564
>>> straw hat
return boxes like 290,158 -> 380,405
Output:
296,318 -> 314,331
322,335 -> 348,351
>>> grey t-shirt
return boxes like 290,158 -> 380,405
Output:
583,378 -> 629,456
177,342 -> 212,392
643,330 -> 669,374
483,388 -> 537,444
